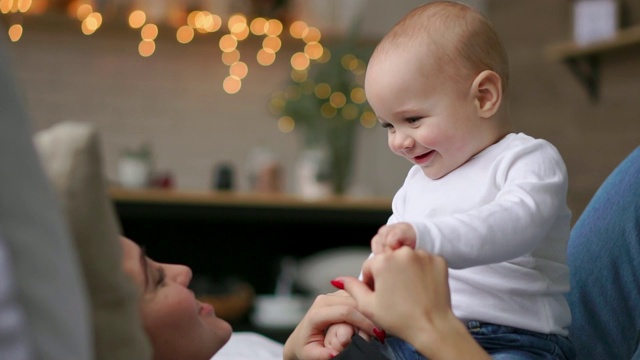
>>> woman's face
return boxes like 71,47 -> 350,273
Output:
120,237 -> 232,360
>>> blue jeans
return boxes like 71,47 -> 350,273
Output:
566,146 -> 640,360
373,322 -> 575,360
470,322 -> 575,360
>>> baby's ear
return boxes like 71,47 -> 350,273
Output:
471,70 -> 502,118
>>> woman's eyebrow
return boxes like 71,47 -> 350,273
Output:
139,246 -> 151,291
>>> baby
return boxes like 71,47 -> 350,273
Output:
325,2 -> 575,359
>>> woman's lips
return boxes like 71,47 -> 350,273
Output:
198,301 -> 214,316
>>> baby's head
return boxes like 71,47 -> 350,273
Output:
365,1 -> 512,179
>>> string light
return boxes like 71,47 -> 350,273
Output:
1,1 -> 330,96
1,1 -> 374,136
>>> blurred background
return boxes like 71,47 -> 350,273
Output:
2,0 -> 640,340
3,0 -> 639,214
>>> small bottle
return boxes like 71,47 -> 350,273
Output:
213,162 -> 234,191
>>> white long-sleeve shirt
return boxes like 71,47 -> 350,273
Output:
389,133 -> 572,336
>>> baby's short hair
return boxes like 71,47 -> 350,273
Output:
374,1 -> 509,95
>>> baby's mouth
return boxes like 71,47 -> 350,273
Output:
414,150 -> 434,161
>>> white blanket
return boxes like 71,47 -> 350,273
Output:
211,332 -> 283,360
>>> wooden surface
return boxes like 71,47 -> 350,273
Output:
109,188 -> 392,211
545,24 -> 640,61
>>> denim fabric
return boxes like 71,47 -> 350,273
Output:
468,321 -> 575,360
566,147 -> 640,360
370,336 -> 426,360
371,322 -> 574,360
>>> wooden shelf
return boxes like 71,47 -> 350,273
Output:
544,24 -> 640,101
109,188 -> 391,211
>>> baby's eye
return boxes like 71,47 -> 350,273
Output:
406,117 -> 421,124
380,122 -> 394,129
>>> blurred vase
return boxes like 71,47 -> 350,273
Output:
117,143 -> 153,189
295,147 -> 332,199
118,156 -> 151,188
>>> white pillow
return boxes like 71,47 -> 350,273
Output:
34,121 -> 152,360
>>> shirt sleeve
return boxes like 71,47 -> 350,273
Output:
412,142 -> 569,269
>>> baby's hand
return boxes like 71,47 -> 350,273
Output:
371,223 -> 417,254
324,322 -> 355,353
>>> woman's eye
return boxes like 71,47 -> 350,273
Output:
155,267 -> 166,288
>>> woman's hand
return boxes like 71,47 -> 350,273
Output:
283,292 -> 375,360
337,247 -> 491,360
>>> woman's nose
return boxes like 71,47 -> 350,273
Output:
168,264 -> 192,287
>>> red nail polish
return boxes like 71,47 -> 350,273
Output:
330,279 -> 344,289
373,327 -> 386,344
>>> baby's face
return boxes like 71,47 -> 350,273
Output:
365,50 -> 490,179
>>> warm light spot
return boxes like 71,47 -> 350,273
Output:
350,87 -> 366,104
250,17 -> 267,35
187,11 -> 199,28
205,14 -> 222,32
228,14 -> 246,32
265,19 -> 283,36
230,61 -> 248,79
128,10 -> 146,28
318,48 -> 331,63
314,83 -> 331,99
195,11 -> 216,32
290,69 -> 307,83
341,104 -> 359,120
141,23 -> 158,40
303,26 -> 321,43
230,22 -> 247,35
223,75 -> 242,94
0,1 -> 11,14
18,0 -> 31,12
8,24 -> 22,42
193,11 -> 205,29
341,54 -> 358,70
353,59 -> 367,75
138,40 -> 156,57
262,36 -> 281,53
329,92 -> 347,108
290,52 -> 309,71
304,42 -> 323,60
176,25 -> 194,44
257,49 -> 276,66
222,49 -> 240,65
76,4 -> 92,21
277,116 -> 295,133
82,13 -> 102,35
269,96 -> 286,115
321,102 -> 337,118
219,34 -> 238,52
289,20 -> 308,39
360,111 -> 377,128
233,25 -> 250,40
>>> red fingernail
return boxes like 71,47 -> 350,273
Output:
330,279 -> 344,289
373,327 -> 386,344
329,355 -> 336,359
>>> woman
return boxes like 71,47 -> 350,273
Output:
120,236 -> 490,360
